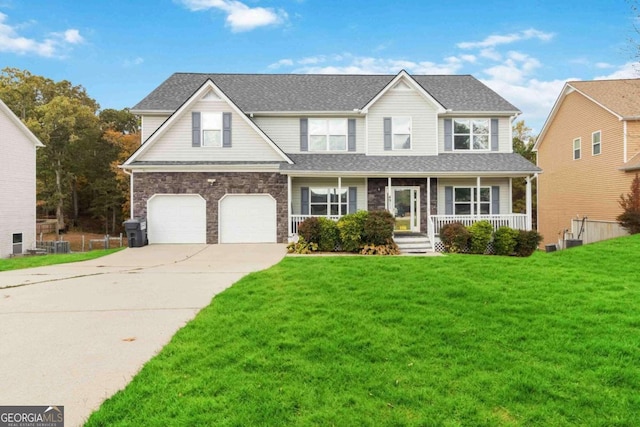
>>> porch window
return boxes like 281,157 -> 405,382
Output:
309,119 -> 347,151
453,119 -> 489,150
454,187 -> 491,215
201,112 -> 222,147
310,188 -> 348,215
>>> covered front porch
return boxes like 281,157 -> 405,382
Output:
287,174 -> 534,252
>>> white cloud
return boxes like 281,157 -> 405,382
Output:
0,12 -> 83,57
267,58 -> 293,69
595,62 -> 614,69
594,62 -> 639,79
123,57 -> 144,67
179,0 -> 287,32
457,28 -> 554,49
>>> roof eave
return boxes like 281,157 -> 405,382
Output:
281,170 -> 539,178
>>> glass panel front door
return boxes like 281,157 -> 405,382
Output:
387,187 -> 420,232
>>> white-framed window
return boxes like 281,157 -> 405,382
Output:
454,187 -> 491,215
310,187 -> 348,215
309,119 -> 347,151
453,119 -> 490,151
392,117 -> 411,150
573,137 -> 581,160
592,131 -> 601,156
202,112 -> 222,147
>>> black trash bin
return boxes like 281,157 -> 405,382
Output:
123,218 -> 147,248
564,239 -> 583,249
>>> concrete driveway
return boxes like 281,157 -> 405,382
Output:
0,244 -> 286,426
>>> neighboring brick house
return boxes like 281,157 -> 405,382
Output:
0,99 -> 44,258
123,71 -> 539,252
535,78 -> 640,245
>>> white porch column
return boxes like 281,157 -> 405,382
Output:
338,176 -> 342,216
387,177 -> 392,211
287,175 -> 292,237
426,177 -> 431,217
525,175 -> 532,230
509,178 -> 513,214
476,176 -> 481,219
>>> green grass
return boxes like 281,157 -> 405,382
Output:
86,236 -> 640,426
0,248 -> 123,272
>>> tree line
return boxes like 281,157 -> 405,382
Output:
0,67 -> 139,235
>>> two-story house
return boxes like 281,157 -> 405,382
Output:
124,71 -> 539,252
0,98 -> 44,258
535,78 -> 640,246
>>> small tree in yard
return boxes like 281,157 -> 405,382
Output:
618,173 -> 640,234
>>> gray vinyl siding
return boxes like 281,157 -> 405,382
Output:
139,99 -> 284,162
437,178 -> 510,215
437,117 -> 513,153
291,178 -> 367,215
252,116 -> 366,154
141,115 -> 169,143
367,86 -> 439,156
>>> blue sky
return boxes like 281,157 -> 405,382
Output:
1,0 -> 638,132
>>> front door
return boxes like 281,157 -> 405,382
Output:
386,187 -> 420,233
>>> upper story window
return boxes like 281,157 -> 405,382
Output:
393,117 -> 411,150
309,119 -> 347,151
201,112 -> 222,147
454,119 -> 489,151
454,187 -> 491,215
592,131 -> 601,156
573,138 -> 581,160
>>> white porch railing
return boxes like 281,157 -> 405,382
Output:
429,214 -> 528,237
290,214 -> 341,235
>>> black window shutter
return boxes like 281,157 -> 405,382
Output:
348,187 -> 357,213
223,112 -> 232,147
348,119 -> 356,152
301,187 -> 309,215
300,118 -> 308,152
192,112 -> 201,147
444,119 -> 452,151
491,119 -> 499,151
445,186 -> 453,215
491,186 -> 500,214
383,117 -> 392,151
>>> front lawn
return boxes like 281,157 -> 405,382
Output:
0,248 -> 123,272
87,236 -> 640,426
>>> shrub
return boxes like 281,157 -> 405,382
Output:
440,222 -> 470,253
363,210 -> 395,246
337,211 -> 369,252
317,217 -> 340,252
617,173 -> 640,234
468,220 -> 494,254
360,242 -> 400,255
493,226 -> 519,256
286,236 -> 318,254
298,217 -> 322,245
514,230 -> 543,257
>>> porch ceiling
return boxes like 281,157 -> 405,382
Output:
281,153 -> 541,177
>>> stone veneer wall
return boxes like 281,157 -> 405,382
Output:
367,178 -> 438,233
133,172 -> 288,243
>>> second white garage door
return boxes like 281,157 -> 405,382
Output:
219,194 -> 277,243
147,194 -> 207,244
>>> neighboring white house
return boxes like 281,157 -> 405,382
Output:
0,99 -> 44,258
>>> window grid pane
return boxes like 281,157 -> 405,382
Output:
202,130 -> 221,147
454,119 -> 490,151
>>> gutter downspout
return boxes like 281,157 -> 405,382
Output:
121,168 -> 134,219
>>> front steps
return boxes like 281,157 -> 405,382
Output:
394,233 -> 432,254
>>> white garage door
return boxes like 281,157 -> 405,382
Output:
219,194 -> 277,243
147,194 -> 206,244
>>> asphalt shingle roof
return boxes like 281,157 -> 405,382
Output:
132,73 -> 520,113
570,79 -> 640,119
279,153 -> 539,174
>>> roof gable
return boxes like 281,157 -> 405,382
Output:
124,79 -> 292,166
0,99 -> 44,148
361,70 -> 447,113
132,73 -> 520,114
535,78 -> 640,150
